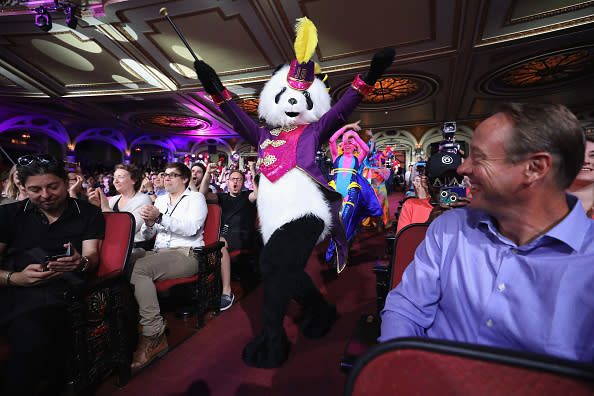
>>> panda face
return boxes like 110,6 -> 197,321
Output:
258,64 -> 331,128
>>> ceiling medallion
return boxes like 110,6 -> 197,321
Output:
482,46 -> 594,95
333,74 -> 437,109
133,114 -> 211,130
363,77 -> 420,104
237,98 -> 259,115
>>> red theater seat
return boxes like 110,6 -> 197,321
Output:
344,337 -> 594,396
341,223 -> 429,373
154,203 -> 224,328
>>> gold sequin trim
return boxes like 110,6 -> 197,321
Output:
260,155 -> 277,167
260,139 -> 287,149
270,125 -> 298,136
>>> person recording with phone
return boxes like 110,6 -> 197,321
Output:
0,154 -> 104,395
396,123 -> 468,232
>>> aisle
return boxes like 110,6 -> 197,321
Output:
100,192 -> 403,395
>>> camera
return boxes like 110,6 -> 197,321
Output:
439,121 -> 461,155
439,186 -> 466,206
416,161 -> 426,176
42,242 -> 72,271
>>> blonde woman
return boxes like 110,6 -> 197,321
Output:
1,165 -> 27,204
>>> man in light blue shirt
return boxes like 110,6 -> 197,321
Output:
380,103 -> 594,363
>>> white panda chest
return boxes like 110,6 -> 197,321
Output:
257,168 -> 332,244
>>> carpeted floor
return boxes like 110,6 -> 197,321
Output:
97,192 -> 404,396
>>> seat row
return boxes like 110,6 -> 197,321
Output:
341,223 -> 594,395
0,204 -> 226,394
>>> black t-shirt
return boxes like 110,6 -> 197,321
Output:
217,190 -> 257,251
0,197 -> 105,325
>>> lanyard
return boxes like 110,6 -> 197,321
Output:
165,194 -> 186,217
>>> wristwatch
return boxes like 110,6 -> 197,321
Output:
147,191 -> 155,195
155,213 -> 163,224
79,256 -> 90,272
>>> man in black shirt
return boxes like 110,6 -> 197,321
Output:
200,162 -> 257,310
0,154 -> 105,395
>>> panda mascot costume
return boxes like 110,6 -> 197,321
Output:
195,17 -> 395,368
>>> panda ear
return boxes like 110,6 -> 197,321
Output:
316,73 -> 330,90
272,64 -> 288,75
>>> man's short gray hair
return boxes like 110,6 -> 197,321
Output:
496,103 -> 585,190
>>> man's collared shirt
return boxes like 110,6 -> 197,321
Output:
141,190 -> 207,249
380,194 -> 594,363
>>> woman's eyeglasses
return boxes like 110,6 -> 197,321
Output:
17,154 -> 55,166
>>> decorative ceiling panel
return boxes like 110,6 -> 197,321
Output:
301,0 -> 435,60
146,9 -> 275,78
478,0 -> 594,46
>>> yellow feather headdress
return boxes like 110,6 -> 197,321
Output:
287,17 -> 319,91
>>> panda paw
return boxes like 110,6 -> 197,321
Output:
194,60 -> 225,96
362,47 -> 396,85
242,327 -> 290,368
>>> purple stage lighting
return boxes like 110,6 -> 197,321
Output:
65,6 -> 77,29
34,7 -> 52,32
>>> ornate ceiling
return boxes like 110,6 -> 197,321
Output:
0,0 -> 593,159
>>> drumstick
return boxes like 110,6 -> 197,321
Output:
159,7 -> 250,134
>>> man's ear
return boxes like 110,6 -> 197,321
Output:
524,152 -> 553,184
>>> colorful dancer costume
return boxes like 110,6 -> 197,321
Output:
325,124 -> 381,262
361,138 -> 392,228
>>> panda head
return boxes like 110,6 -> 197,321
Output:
258,64 -> 331,128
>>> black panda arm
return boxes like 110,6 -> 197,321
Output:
194,60 -> 225,96
361,47 -> 396,85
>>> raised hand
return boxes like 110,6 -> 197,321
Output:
194,60 -> 225,96
344,120 -> 362,133
362,47 -> 396,85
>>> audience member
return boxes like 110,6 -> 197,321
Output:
130,162 -> 208,369
396,151 -> 464,232
102,174 -> 116,197
200,161 -> 258,310
88,163 -> 153,251
2,164 -> 27,203
67,170 -> 87,201
144,170 -> 167,203
0,169 -> 11,205
0,154 -> 104,395
567,134 -> 594,218
379,103 -> 594,363
404,164 -> 413,189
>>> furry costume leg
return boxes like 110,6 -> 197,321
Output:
242,215 -> 336,368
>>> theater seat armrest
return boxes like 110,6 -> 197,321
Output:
193,241 -> 225,254
63,270 -> 126,301
373,262 -> 390,315
192,241 -> 225,273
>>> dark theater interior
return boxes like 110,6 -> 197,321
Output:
0,1 -> 593,395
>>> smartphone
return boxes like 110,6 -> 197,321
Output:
43,242 -> 72,271
439,186 -> 466,206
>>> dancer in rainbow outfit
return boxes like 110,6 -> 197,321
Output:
361,134 -> 393,230
325,121 -> 382,262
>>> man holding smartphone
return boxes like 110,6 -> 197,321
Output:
0,154 -> 104,395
